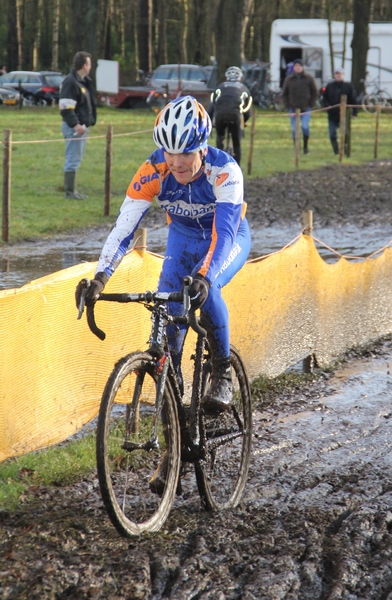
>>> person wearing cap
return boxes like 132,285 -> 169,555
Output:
75,95 -> 251,435
207,66 -> 252,166
321,67 -> 358,155
282,58 -> 318,154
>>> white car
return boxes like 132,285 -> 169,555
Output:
0,86 -> 20,105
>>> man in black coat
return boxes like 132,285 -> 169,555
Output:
60,51 -> 96,199
282,58 -> 318,154
207,66 -> 252,167
321,67 -> 358,155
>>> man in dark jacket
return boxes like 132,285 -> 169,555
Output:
282,58 -> 318,154
207,66 -> 252,167
321,67 -> 358,155
60,51 -> 96,200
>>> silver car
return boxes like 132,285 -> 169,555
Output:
0,86 -> 20,105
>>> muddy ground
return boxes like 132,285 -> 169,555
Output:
2,161 -> 392,599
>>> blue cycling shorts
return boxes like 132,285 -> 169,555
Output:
158,218 -> 251,366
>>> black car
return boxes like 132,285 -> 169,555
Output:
0,71 -> 65,106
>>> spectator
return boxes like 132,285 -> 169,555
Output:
207,66 -> 252,167
282,58 -> 318,154
0,66 -> 7,75
59,51 -> 96,200
321,67 -> 358,155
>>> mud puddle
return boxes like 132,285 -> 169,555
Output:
2,222 -> 392,290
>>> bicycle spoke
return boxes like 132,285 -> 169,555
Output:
96,352 -> 180,536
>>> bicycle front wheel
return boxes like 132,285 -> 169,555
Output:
195,345 -> 252,510
96,352 -> 181,536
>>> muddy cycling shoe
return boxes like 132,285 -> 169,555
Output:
201,357 -> 233,414
149,453 -> 182,497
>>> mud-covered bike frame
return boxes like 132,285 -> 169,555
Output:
78,276 -> 252,536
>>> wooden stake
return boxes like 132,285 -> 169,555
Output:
339,94 -> 347,163
247,106 -> 256,176
134,227 -> 147,254
104,125 -> 113,217
374,103 -> 381,159
2,129 -> 11,243
302,210 -> 313,236
295,108 -> 301,168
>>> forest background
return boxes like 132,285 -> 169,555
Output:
1,0 -> 392,97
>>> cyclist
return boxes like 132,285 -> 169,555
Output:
75,95 -> 251,416
207,66 -> 252,167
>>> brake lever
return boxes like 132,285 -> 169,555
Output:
77,279 -> 90,320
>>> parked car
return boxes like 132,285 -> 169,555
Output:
147,63 -> 217,112
150,64 -> 215,94
0,71 -> 65,106
0,86 -> 20,105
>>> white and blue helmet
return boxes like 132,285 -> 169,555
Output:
153,95 -> 212,154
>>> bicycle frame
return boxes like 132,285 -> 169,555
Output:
79,277 -> 209,461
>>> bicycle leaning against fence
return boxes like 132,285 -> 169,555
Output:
360,78 -> 392,113
78,276 -> 252,537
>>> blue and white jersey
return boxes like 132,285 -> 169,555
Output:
96,146 -> 247,285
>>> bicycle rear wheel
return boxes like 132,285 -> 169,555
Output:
195,345 -> 252,510
96,352 -> 181,536
362,94 -> 378,113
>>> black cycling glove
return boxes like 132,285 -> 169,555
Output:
189,274 -> 210,309
75,271 -> 109,309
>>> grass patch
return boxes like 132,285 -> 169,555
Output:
0,104 -> 391,243
0,433 -> 96,511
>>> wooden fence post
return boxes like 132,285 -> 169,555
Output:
302,209 -> 315,373
2,129 -> 12,243
339,94 -> 347,163
374,103 -> 381,159
302,210 -> 313,236
247,106 -> 256,176
134,227 -> 147,254
104,125 -> 113,217
346,108 -> 352,158
295,108 -> 301,168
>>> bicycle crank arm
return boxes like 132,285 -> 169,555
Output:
206,430 -> 244,451
121,439 -> 159,452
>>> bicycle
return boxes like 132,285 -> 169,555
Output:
78,276 -> 252,536
360,79 -> 392,113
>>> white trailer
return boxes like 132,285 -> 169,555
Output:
269,18 -> 392,94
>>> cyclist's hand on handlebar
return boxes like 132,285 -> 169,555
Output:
75,271 -> 109,309
189,274 -> 210,309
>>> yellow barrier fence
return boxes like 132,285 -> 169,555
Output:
1,234 -> 392,462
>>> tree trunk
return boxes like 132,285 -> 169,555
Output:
33,0 -> 43,70
148,0 -> 153,72
326,0 -> 334,75
351,0 -> 371,96
157,0 -> 167,65
16,0 -> 23,69
240,0 -> 253,62
182,0 -> 189,64
51,0 -> 60,71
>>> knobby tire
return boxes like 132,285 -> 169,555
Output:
96,352 -> 181,536
195,345 -> 252,510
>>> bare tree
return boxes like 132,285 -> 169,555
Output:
326,0 -> 334,75
51,0 -> 60,71
32,0 -> 43,70
16,0 -> 23,69
182,0 -> 189,64
240,0 -> 253,62
351,0 -> 371,96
